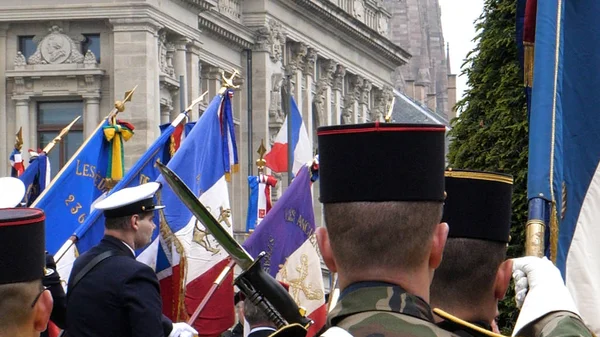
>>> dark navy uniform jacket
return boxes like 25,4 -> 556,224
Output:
65,235 -> 173,337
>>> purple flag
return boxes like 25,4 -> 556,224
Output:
243,165 -> 315,277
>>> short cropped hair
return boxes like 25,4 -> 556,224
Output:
105,212 -> 150,230
0,280 -> 43,331
244,300 -> 274,327
431,238 -> 507,308
323,201 -> 443,273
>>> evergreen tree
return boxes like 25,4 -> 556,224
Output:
447,0 -> 527,333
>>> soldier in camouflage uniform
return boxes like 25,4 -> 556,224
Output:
315,124 -> 593,337
430,170 -> 515,336
316,123 -> 459,337
430,170 -> 593,337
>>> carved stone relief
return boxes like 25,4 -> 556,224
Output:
341,94 -> 354,125
372,86 -> 394,122
303,48 -> 317,76
360,79 -> 372,105
333,65 -> 346,91
158,31 -> 175,77
353,0 -> 365,21
269,73 -> 285,124
27,26 -> 84,65
255,20 -> 286,63
378,16 -> 389,36
289,42 -> 307,72
83,50 -> 98,68
314,80 -> 328,127
14,52 -> 27,69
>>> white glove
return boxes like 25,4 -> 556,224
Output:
511,256 -> 580,336
169,322 -> 198,337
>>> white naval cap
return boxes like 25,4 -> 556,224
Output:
0,177 -> 26,208
94,182 -> 165,218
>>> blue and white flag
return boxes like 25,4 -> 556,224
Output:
527,1 -> 600,332
31,124 -> 110,254
55,117 -> 190,295
19,153 -> 50,206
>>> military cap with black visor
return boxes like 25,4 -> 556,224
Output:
318,122 -> 447,203
94,181 -> 165,217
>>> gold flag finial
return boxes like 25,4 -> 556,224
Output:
42,116 -> 82,154
114,85 -> 138,113
384,96 -> 396,123
14,127 -> 24,151
218,69 -> 240,95
256,139 -> 267,172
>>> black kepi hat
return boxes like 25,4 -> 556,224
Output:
442,169 -> 513,243
0,208 -> 46,284
317,122 -> 447,203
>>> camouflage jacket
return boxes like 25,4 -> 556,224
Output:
324,282 -> 594,337
514,311 -> 594,337
325,282 -> 461,337
436,310 -> 593,337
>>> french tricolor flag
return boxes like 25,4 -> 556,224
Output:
246,173 -> 277,231
265,97 -> 312,174
138,90 -> 238,336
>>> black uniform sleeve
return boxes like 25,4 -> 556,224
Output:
123,264 -> 173,337
43,252 -> 67,329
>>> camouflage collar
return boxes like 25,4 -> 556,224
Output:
328,282 -> 435,326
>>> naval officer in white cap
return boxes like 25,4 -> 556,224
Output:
65,182 -> 198,337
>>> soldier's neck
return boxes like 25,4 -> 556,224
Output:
105,229 -> 135,250
339,266 -> 432,303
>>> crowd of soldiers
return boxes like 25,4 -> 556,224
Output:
0,121 -> 593,337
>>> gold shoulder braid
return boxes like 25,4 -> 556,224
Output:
433,308 -> 508,337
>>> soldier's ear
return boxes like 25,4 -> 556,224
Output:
33,289 -> 53,332
494,259 -> 513,300
316,227 -> 337,273
429,222 -> 449,270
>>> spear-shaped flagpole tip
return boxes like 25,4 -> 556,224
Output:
15,127 -> 24,151
256,139 -> 267,169
185,90 -> 210,112
42,115 -> 82,154
114,85 -> 138,113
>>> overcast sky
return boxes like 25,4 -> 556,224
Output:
438,0 -> 484,100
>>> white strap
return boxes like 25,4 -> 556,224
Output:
321,326 -> 354,337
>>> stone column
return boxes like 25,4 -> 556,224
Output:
172,38 -> 189,119
321,59 -> 336,126
186,40 -> 202,104
83,95 -> 101,138
302,48 -> 317,143
160,105 -> 172,124
110,18 -> 162,167
202,66 -> 223,100
359,80 -> 372,123
332,65 -> 345,125
0,25 -> 8,176
13,97 -> 30,162
341,74 -> 360,125
289,42 -> 307,114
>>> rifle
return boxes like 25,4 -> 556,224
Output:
155,161 -> 312,337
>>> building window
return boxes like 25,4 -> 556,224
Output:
37,101 -> 84,177
18,36 -> 36,59
81,34 -> 101,63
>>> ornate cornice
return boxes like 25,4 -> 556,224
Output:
171,0 -> 217,13
289,0 -> 410,66
198,14 -> 254,49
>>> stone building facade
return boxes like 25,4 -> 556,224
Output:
0,0 -> 408,242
